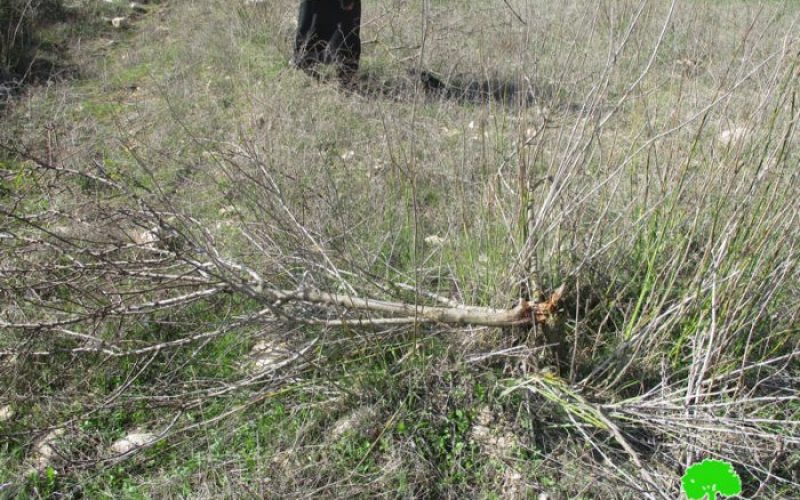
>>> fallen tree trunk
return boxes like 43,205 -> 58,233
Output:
251,283 -> 565,328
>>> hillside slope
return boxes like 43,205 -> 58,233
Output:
2,0 -> 799,497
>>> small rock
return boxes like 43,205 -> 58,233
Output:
424,235 -> 445,247
143,225 -> 183,252
30,429 -> 66,471
110,17 -> 128,29
131,228 -> 158,248
0,405 -> 13,422
340,150 -> 355,161
718,126 -> 747,147
330,406 -> 377,440
110,432 -> 157,454
249,341 -> 291,371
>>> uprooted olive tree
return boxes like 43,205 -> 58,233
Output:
2,1 -> 799,496
0,146 -> 564,352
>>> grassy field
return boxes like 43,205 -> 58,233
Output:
1,0 -> 799,497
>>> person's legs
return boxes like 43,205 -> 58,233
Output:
293,0 -> 322,77
293,0 -> 361,84
335,0 -> 361,84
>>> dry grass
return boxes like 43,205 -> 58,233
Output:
1,0 -> 799,498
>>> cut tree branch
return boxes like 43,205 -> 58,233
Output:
249,283 -> 565,328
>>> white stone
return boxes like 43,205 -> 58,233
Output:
330,406 -> 377,440
719,126 -> 748,147
111,17 -> 128,29
249,341 -> 287,371
424,235 -> 445,246
110,432 -> 157,454
131,228 -> 158,248
0,405 -> 13,422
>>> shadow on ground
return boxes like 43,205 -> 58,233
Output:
345,66 -> 562,109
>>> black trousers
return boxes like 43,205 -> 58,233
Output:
294,0 -> 361,81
